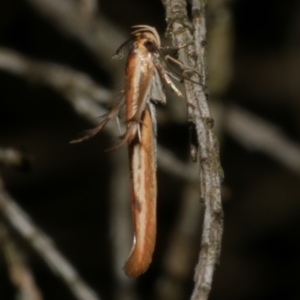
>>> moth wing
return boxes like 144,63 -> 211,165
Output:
148,101 -> 157,138
150,67 -> 166,104
70,96 -> 125,144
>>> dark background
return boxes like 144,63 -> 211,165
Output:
1,0 -> 300,299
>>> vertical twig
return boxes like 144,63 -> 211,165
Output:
162,1 -> 224,299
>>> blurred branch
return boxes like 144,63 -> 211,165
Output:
207,0 -> 234,96
162,1 -> 224,300
109,150 -> 137,300
0,222 -> 43,300
0,179 -> 101,300
78,0 -> 98,20
0,148 -> 31,171
24,0 -> 126,71
157,146 -> 197,181
156,181 -> 202,300
0,48 -> 112,104
225,105 -> 300,174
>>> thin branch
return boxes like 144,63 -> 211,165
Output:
0,180 -> 101,300
0,222 -> 43,300
225,105 -> 300,174
162,1 -> 224,300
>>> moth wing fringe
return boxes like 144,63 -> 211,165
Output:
70,99 -> 124,144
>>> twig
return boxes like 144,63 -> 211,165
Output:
162,1 -> 224,300
0,180 -> 101,300
0,222 -> 43,300
225,105 -> 300,174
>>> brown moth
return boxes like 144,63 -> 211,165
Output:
71,25 -> 182,277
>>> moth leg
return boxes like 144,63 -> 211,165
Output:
162,72 -> 182,96
164,55 -> 202,80
160,42 -> 191,52
164,70 -> 181,83
70,97 -> 125,144
153,61 -> 196,111
154,62 -> 182,96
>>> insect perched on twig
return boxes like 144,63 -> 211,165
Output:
71,25 -> 191,277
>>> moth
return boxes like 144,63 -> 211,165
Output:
72,25 -> 184,277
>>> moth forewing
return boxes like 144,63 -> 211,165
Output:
123,31 -> 158,277
124,105 -> 157,277
124,44 -> 154,140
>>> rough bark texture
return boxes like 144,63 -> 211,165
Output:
162,1 -> 224,299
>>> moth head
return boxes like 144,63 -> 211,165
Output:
131,25 -> 161,49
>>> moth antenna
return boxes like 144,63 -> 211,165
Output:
131,24 -> 153,29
